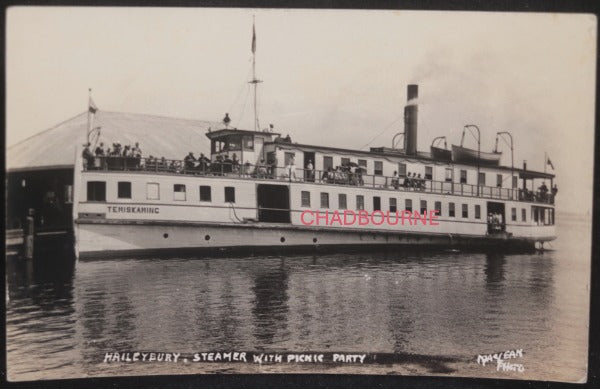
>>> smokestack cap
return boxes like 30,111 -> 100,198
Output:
407,84 -> 418,101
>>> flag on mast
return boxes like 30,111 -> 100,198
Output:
251,22 -> 256,54
89,97 -> 98,114
547,156 -> 554,170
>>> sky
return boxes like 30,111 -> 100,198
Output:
6,7 -> 597,215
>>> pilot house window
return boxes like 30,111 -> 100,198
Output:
87,181 -> 106,202
449,202 -> 455,217
497,174 -> 503,187
405,199 -> 413,212
460,170 -> 467,184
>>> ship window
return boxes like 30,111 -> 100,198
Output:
341,158 -> 350,166
226,135 -> 242,151
323,156 -> 333,171
373,196 -> 381,211
478,172 -> 486,186
497,174 -> 503,188
147,183 -> 160,200
356,195 -> 365,210
320,192 -> 329,209
405,199 -> 413,212
511,207 -> 517,221
521,208 -> 526,222
390,198 -> 397,212
445,168 -> 452,182
420,200 -> 427,214
398,163 -> 407,177
425,166 -> 433,180
449,202 -> 455,217
475,204 -> 481,219
174,184 -> 186,201
513,176 -> 518,188
460,170 -> 467,184
118,181 -> 132,199
549,209 -> 555,225
225,187 -> 235,203
200,185 -> 211,202
358,159 -> 367,168
462,204 -> 468,218
374,161 -> 383,176
533,207 -> 539,223
339,194 -> 347,209
435,201 -> 442,216
87,181 -> 106,202
301,191 -> 311,207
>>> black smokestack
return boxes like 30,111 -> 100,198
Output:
404,84 -> 418,156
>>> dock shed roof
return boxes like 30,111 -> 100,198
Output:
7,111 -> 219,172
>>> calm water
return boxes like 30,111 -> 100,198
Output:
6,213 -> 591,382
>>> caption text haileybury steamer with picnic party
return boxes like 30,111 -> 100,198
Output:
73,79 -> 557,258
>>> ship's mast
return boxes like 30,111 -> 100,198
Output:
249,16 -> 262,131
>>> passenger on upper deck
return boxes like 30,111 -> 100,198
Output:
82,143 -> 94,170
95,142 -> 105,156
391,171 -> 400,189
256,159 -> 268,178
305,160 -> 314,182
184,152 -> 196,170
132,142 -> 142,158
198,153 -> 210,172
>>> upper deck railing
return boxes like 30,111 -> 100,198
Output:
84,156 -> 555,205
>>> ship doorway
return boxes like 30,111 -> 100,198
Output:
303,152 -> 315,182
257,184 -> 291,223
486,202 -> 506,234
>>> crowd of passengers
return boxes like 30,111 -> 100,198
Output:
82,142 -> 143,169
519,182 -> 557,203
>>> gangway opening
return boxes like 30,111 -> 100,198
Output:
257,184 -> 291,223
486,201 -> 506,234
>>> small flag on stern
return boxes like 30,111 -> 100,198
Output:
547,156 -> 554,170
251,22 -> 256,54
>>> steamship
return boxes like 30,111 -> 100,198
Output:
72,82 -> 557,259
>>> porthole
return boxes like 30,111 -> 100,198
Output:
280,237 -> 285,243
163,233 -> 169,238
205,235 -> 210,241
313,238 -> 318,243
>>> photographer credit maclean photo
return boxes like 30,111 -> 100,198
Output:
5,7 -> 595,383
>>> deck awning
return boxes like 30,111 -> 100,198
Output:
518,170 -> 555,180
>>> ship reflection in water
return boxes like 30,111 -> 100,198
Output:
6,214 -> 590,382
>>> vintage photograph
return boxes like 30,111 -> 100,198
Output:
5,7 -> 595,383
